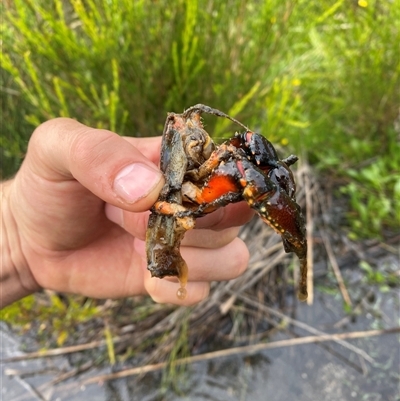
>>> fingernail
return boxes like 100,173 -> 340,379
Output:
105,204 -> 124,227
113,163 -> 162,203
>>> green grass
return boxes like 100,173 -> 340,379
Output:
0,293 -> 100,346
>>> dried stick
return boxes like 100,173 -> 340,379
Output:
9,376 -> 48,401
237,293 -> 372,363
320,230 -> 352,306
304,166 -> 315,305
82,327 -> 399,385
1,336 -> 127,363
45,361 -> 93,387
217,249 -> 287,314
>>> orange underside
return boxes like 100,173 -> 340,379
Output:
199,175 -> 239,203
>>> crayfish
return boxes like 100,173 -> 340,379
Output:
146,104 -> 308,301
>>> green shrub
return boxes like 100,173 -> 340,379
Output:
0,294 -> 99,346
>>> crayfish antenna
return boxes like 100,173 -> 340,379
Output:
183,104 -> 250,131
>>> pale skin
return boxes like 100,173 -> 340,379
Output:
1,118 -> 253,309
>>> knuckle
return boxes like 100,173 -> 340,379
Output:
70,132 -> 108,167
29,117 -> 72,153
70,128 -> 116,171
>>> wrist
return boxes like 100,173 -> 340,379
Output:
1,180 -> 39,308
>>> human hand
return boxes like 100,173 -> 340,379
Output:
1,118 -> 253,308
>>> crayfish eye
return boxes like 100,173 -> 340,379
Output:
202,136 -> 215,159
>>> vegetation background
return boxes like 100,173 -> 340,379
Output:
2,0 -> 399,237
1,0 -> 399,380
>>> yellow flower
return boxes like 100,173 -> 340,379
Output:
358,0 -> 368,7
281,138 -> 289,146
292,78 -> 301,86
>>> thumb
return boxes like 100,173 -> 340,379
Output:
28,118 -> 164,212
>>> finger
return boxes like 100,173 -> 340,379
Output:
28,230 -> 148,299
121,136 -> 161,165
27,118 -> 164,212
181,237 -> 249,281
130,240 -> 211,306
107,207 -> 241,248
195,202 -> 255,230
105,204 -> 150,241
181,226 -> 240,248
134,236 -> 249,282
143,237 -> 248,304
145,277 -> 210,306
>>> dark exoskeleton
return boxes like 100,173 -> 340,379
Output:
146,105 -> 308,301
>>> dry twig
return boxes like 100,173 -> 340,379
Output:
82,327 -> 399,385
1,336 -> 128,363
303,164 -> 315,304
237,293 -> 374,363
320,229 -> 353,306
